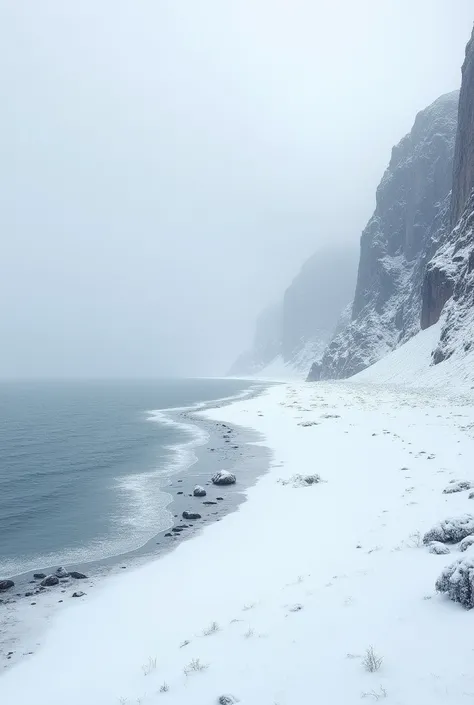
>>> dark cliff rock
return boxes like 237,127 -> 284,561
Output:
230,247 -> 357,378
451,27 -> 474,229
315,91 -> 459,380
421,27 -> 474,364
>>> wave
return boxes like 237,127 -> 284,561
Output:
3,386 -> 255,578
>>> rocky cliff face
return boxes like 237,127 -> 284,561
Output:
311,90 -> 459,381
421,27 -> 474,364
229,247 -> 357,378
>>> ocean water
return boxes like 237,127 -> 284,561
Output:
0,378 -> 255,577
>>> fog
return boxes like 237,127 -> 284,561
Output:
1,1 -> 472,378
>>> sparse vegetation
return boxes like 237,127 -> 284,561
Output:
244,627 -> 255,638
408,530 -> 423,548
159,682 -> 169,693
361,686 -> 388,700
183,658 -> 209,676
142,656 -> 157,676
243,602 -> 256,611
363,646 -> 383,673
202,621 -> 220,636
179,639 -> 190,648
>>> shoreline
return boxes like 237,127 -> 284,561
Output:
0,382 -> 272,671
2,381 -> 474,703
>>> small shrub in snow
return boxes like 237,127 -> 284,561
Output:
423,515 -> 474,545
469,492 -> 474,500
183,658 -> 208,676
244,627 -> 254,638
361,686 -> 387,700
443,480 -> 473,494
142,656 -> 157,676
362,646 -> 383,673
218,696 -> 239,705
428,541 -> 451,555
460,535 -> 474,552
159,683 -> 169,693
278,474 -> 322,488
436,556 -> 474,608
202,621 -> 220,636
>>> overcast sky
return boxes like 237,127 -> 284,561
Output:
1,1 -> 473,378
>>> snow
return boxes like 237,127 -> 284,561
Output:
353,321 -> 474,393
3,375 -> 474,703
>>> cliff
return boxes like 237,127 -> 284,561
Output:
421,27 -> 474,364
229,247 -> 357,378
311,90 -> 459,380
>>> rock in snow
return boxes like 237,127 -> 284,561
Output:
278,474 -> 322,488
212,471 -> 236,486
193,485 -> 207,497
218,696 -> 239,705
69,572 -> 88,580
41,575 -> 60,587
423,515 -> 474,545
436,557 -> 474,608
459,536 -> 474,552
443,480 -> 473,494
428,542 -> 451,555
55,567 -> 69,579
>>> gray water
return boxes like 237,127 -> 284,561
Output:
0,378 -> 257,576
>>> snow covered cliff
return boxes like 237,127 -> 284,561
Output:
310,91 -> 459,381
229,247 -> 357,379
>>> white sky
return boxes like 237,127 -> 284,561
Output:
1,1 -> 473,377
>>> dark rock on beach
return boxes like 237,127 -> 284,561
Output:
33,573 -> 46,580
72,591 -> 85,598
0,580 -> 14,592
183,511 -> 202,520
55,567 -> 69,578
212,470 -> 236,486
193,485 -> 207,497
41,575 -> 59,587
69,572 -> 88,580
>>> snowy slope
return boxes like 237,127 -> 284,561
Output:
3,380 -> 474,704
353,321 -> 474,392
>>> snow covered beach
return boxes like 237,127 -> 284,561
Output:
2,372 -> 474,703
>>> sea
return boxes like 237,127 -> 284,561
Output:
0,378 -> 261,578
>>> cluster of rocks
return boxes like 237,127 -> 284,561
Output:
164,470 -> 237,541
0,566 -> 88,600
424,512 -> 474,608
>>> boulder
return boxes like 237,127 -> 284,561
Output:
443,481 -> 473,494
55,567 -> 69,579
41,575 -> 59,587
460,536 -> 474,552
212,470 -> 236,486
69,572 -> 88,580
218,697 -> 238,705
0,580 -> 14,592
72,591 -> 85,598
193,485 -> 207,497
423,515 -> 474,544
33,573 -> 46,580
428,541 -> 451,555
436,556 -> 474,608
182,511 -> 201,520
